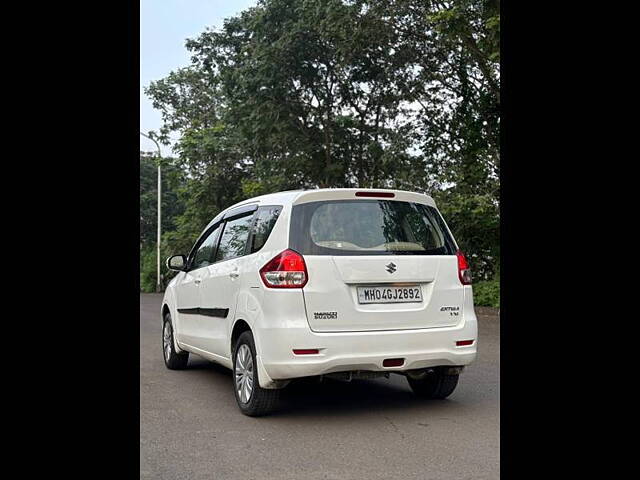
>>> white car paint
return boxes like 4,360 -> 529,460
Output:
162,188 -> 477,389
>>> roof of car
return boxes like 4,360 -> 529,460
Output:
234,188 -> 434,207
203,188 -> 436,232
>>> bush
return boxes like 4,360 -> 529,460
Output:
473,277 -> 500,308
433,189 -> 500,281
140,246 -> 158,293
140,242 -> 181,293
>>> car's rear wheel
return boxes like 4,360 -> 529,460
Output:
233,331 -> 280,416
406,367 -> 459,399
163,313 -> 189,370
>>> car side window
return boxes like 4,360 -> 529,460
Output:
215,214 -> 253,262
192,226 -> 220,270
249,206 -> 282,253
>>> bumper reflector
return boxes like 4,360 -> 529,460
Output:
456,340 -> 474,346
293,349 -> 319,355
382,358 -> 404,367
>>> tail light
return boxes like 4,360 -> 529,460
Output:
260,249 -> 308,288
456,250 -> 472,285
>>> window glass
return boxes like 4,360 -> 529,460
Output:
215,214 -> 253,262
291,200 -> 455,256
192,226 -> 220,269
249,206 -> 282,253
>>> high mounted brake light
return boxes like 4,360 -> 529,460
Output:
259,249 -> 308,288
355,191 -> 395,198
456,250 -> 472,285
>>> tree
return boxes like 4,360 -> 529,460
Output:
143,0 -> 500,283
139,152 -> 186,247
140,152 -> 187,291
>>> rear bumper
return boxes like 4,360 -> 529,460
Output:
256,312 -> 477,382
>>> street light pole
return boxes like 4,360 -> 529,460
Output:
140,131 -> 162,293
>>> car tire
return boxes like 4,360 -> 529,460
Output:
163,313 -> 189,370
233,331 -> 280,417
407,367 -> 459,399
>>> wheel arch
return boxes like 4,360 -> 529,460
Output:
230,317 -> 283,390
230,319 -> 252,355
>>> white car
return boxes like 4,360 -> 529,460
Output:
162,188 -> 477,416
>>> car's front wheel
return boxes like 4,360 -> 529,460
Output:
162,313 -> 189,370
233,331 -> 280,416
406,367 -> 459,399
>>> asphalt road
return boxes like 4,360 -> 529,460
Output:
140,293 -> 499,480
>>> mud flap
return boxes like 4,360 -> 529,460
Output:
256,355 -> 290,389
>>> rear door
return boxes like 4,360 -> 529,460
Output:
198,208 -> 256,357
291,197 -> 464,332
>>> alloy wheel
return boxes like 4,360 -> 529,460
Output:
235,344 -> 254,404
163,322 -> 172,361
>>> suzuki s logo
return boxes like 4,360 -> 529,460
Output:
386,262 -> 397,274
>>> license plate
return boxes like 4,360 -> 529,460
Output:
357,285 -> 423,304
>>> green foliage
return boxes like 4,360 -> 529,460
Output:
140,153 -> 187,246
140,242 -> 181,293
473,276 -> 500,308
140,245 -> 158,293
140,152 -> 190,292
433,188 -> 499,280
141,0 -> 501,290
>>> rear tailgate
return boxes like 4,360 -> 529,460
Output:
302,254 -> 463,332
290,189 -> 465,333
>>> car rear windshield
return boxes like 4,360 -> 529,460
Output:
289,200 -> 456,256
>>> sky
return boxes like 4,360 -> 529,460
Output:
140,0 -> 257,156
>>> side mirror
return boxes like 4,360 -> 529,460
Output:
166,254 -> 187,271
